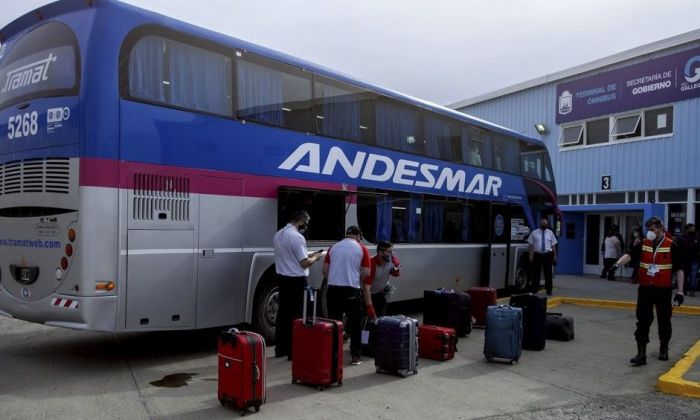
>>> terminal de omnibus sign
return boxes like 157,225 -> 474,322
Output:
556,46 -> 700,124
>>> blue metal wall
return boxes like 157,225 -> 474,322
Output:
457,41 -> 700,196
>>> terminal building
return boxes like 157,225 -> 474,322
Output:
450,29 -> 700,276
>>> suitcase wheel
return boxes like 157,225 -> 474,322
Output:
318,385 -> 325,391
255,405 -> 261,413
338,381 -> 342,387
291,378 -> 297,384
484,356 -> 493,362
376,367 -> 382,373
511,359 -> 518,365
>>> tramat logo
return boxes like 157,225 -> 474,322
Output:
1,52 -> 56,94
279,142 -> 503,197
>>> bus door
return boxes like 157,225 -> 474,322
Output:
488,203 -> 510,288
196,177 -> 245,328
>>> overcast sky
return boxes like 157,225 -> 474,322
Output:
2,0 -> 699,106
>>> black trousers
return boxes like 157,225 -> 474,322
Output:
327,285 -> 362,357
602,258 -> 617,280
274,275 -> 307,357
635,286 -> 673,346
371,291 -> 388,317
530,252 -> 554,294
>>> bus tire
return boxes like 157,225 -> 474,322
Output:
512,260 -> 529,293
252,271 -> 279,344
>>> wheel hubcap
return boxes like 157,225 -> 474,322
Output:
264,288 -> 279,327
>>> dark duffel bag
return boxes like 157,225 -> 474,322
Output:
545,312 -> 575,341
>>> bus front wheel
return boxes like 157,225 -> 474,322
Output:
253,277 -> 279,344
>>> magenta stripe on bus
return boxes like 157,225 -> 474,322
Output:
79,158 -> 355,198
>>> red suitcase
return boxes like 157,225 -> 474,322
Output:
418,324 -> 457,361
292,287 -> 343,390
218,328 -> 266,414
467,287 -> 497,327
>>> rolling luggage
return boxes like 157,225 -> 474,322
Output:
509,293 -> 547,351
218,328 -> 266,414
545,312 -> 575,341
423,288 -> 471,336
418,324 -> 457,361
374,315 -> 419,377
484,305 -> 523,364
467,287 -> 497,327
292,287 -> 343,390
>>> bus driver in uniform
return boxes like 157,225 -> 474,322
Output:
527,217 -> 557,295
273,210 -> 323,359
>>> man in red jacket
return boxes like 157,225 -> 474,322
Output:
611,216 -> 684,365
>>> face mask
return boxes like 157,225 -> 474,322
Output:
298,223 -> 307,235
632,232 -> 638,238
540,225 -> 547,230
646,230 -> 656,241
382,255 -> 391,262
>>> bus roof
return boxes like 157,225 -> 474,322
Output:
2,0 -> 544,147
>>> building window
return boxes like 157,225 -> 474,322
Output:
586,118 -> 609,145
612,113 -> 642,139
557,195 -> 570,205
658,189 -> 687,203
644,106 -> 673,136
596,192 -> 626,204
559,124 -> 583,146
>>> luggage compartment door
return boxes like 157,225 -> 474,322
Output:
126,229 -> 196,329
488,203 -> 510,288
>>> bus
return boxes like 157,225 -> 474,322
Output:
0,0 -> 559,341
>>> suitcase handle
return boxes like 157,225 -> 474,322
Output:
302,286 -> 317,325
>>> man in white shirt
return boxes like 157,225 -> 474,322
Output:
273,210 -> 323,359
527,217 -> 558,295
323,226 -> 371,365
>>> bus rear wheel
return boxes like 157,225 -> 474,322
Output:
253,278 -> 279,344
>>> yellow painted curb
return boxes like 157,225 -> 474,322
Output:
498,295 -> 700,315
656,339 -> 700,398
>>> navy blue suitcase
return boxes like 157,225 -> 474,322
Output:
484,305 -> 523,364
423,288 -> 471,337
373,315 -> 419,377
509,293 -> 547,351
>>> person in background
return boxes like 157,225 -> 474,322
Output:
272,210 -> 323,359
610,216 -> 684,365
677,223 -> 699,297
527,217 -> 558,295
600,228 -> 621,280
629,227 -> 643,283
363,240 -> 401,318
323,226 -> 371,365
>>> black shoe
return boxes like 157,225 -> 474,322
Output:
630,354 -> 647,366
659,348 -> 669,361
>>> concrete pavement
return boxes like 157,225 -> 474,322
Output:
0,274 -> 698,419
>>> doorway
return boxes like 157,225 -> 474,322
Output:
583,212 -> 643,275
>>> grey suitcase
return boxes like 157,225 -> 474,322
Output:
484,305 -> 523,364
373,315 -> 419,377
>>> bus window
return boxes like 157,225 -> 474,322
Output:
375,100 -> 421,154
127,35 -> 232,116
464,200 -> 490,243
424,115 -> 460,161
313,75 -> 374,144
521,143 -> 555,186
461,126 -> 493,169
0,22 -> 79,108
237,53 -> 313,132
493,135 -> 520,174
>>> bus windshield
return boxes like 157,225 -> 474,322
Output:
521,144 -> 555,190
0,22 -> 79,109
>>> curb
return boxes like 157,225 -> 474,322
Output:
656,340 -> 700,398
549,296 -> 700,315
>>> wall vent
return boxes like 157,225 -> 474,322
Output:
0,158 -> 70,195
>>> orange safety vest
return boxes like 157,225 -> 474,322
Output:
638,235 -> 674,287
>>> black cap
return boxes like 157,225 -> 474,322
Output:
346,225 -> 362,236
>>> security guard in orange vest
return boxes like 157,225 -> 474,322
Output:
611,216 -> 684,366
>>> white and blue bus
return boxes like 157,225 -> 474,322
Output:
0,0 -> 559,340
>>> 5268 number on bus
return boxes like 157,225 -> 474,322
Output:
8,111 -> 39,140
